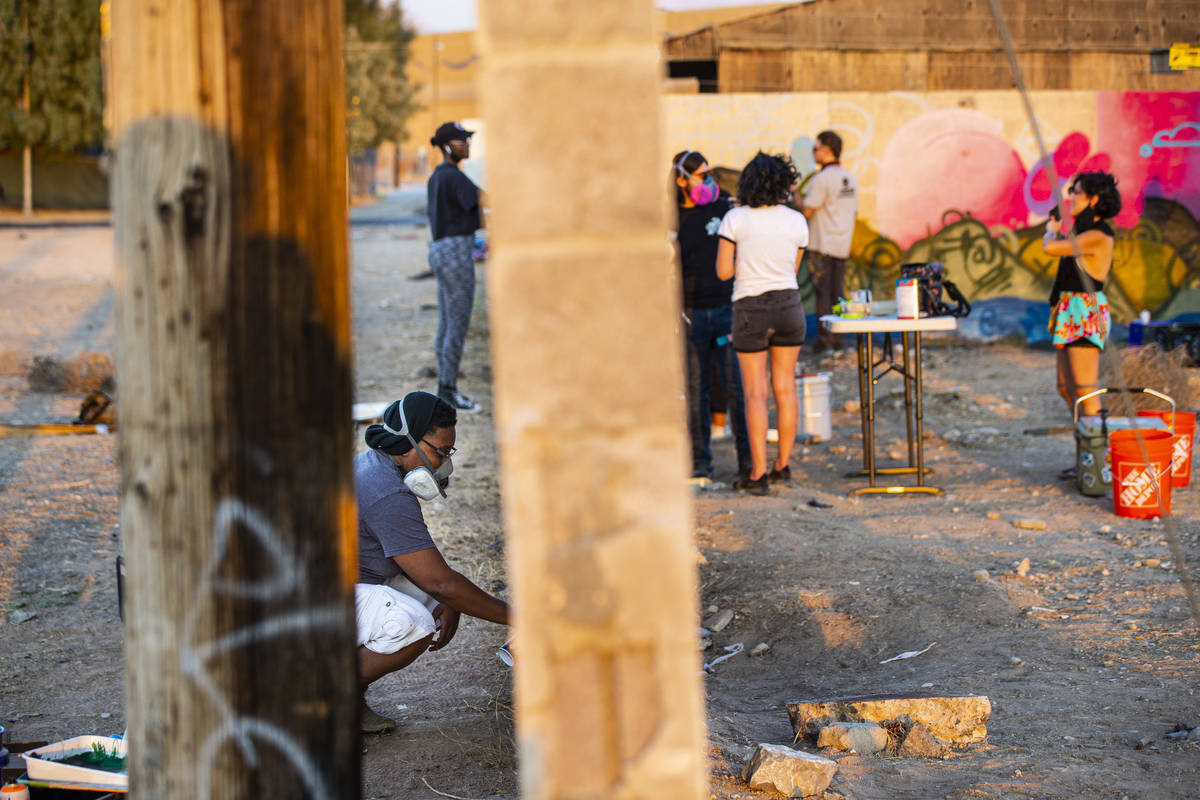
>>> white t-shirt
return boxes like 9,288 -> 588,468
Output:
717,204 -> 809,302
803,163 -> 858,259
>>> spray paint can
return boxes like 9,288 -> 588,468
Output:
896,278 -> 920,319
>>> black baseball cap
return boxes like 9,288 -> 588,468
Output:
431,121 -> 474,147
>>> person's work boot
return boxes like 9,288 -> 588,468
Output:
361,701 -> 396,734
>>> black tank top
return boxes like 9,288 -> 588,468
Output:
1049,211 -> 1113,307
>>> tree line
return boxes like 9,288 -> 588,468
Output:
0,0 -> 417,207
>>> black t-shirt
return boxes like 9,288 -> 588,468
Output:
427,163 -> 481,241
677,194 -> 734,309
1049,217 -> 1113,306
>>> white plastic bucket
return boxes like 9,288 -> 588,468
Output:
796,372 -> 832,443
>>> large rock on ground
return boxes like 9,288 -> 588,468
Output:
897,722 -> 952,759
816,721 -> 889,754
787,693 -> 991,745
742,743 -> 838,797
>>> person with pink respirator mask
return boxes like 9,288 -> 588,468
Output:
672,151 -> 751,484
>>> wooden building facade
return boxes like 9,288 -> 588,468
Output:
663,0 -> 1200,92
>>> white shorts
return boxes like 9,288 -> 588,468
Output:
355,574 -> 438,654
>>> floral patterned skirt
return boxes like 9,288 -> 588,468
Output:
1050,290 -> 1109,349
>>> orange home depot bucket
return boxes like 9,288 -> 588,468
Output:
1109,429 -> 1174,518
1137,409 -> 1196,487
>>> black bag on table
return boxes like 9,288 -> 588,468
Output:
898,262 -> 971,318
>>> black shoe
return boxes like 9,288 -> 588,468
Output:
441,390 -> 483,413
734,473 -> 771,496
768,465 -> 792,483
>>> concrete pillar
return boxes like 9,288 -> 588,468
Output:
477,3 -> 706,799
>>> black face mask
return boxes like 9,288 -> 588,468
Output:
1073,205 -> 1099,232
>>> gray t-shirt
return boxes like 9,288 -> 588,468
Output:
355,449 -> 436,584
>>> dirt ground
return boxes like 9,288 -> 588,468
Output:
2,193 -> 1199,799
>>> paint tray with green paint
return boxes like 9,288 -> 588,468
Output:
23,735 -> 127,790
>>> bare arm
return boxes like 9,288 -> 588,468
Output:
1042,229 -> 1114,282
795,248 -> 806,274
716,238 -> 736,281
393,547 -> 509,625
800,206 -> 816,219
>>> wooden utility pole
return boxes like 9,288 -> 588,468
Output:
110,2 -> 358,797
478,3 -> 708,798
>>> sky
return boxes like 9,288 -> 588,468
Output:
398,0 -> 780,34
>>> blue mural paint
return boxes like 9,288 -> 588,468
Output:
1139,122 -> 1200,158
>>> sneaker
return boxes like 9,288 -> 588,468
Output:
361,701 -> 396,734
768,465 -> 792,484
442,390 -> 483,413
733,473 -> 771,496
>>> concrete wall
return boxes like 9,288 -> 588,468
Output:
664,90 -> 1200,340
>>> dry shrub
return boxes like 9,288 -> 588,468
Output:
62,352 -> 115,394
1099,343 -> 1200,415
24,352 -> 114,394
26,355 -> 67,392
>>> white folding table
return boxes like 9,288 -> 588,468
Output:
820,314 -> 959,495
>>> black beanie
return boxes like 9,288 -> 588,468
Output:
365,391 -> 441,455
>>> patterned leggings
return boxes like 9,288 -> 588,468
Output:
428,235 -> 476,393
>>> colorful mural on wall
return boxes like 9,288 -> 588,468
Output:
664,90 -> 1200,340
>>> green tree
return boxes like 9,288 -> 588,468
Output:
343,0 -> 417,155
0,0 -> 103,153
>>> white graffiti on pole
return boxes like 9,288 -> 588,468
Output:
178,495 -> 344,797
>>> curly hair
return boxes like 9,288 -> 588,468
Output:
670,150 -> 709,206
429,397 -> 457,432
1071,172 -> 1122,220
736,152 -> 798,208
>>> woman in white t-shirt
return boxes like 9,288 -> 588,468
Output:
716,152 -> 809,495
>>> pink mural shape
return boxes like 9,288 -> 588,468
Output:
877,109 -> 1028,249
1024,133 -> 1113,218
1097,92 -> 1200,226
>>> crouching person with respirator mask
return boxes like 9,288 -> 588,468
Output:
354,391 -> 510,733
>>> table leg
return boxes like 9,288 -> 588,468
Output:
902,331 -> 915,467
915,330 -> 927,488
864,330 -> 876,487
856,332 -> 869,471
845,327 -> 942,496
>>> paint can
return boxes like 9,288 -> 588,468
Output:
0,783 -> 29,800
896,278 -> 919,319
796,372 -> 832,443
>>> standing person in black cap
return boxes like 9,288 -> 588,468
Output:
355,391 -> 510,733
427,121 -> 484,412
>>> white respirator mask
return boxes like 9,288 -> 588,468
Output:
380,406 -> 454,501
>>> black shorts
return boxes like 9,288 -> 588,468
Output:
732,289 -> 806,352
